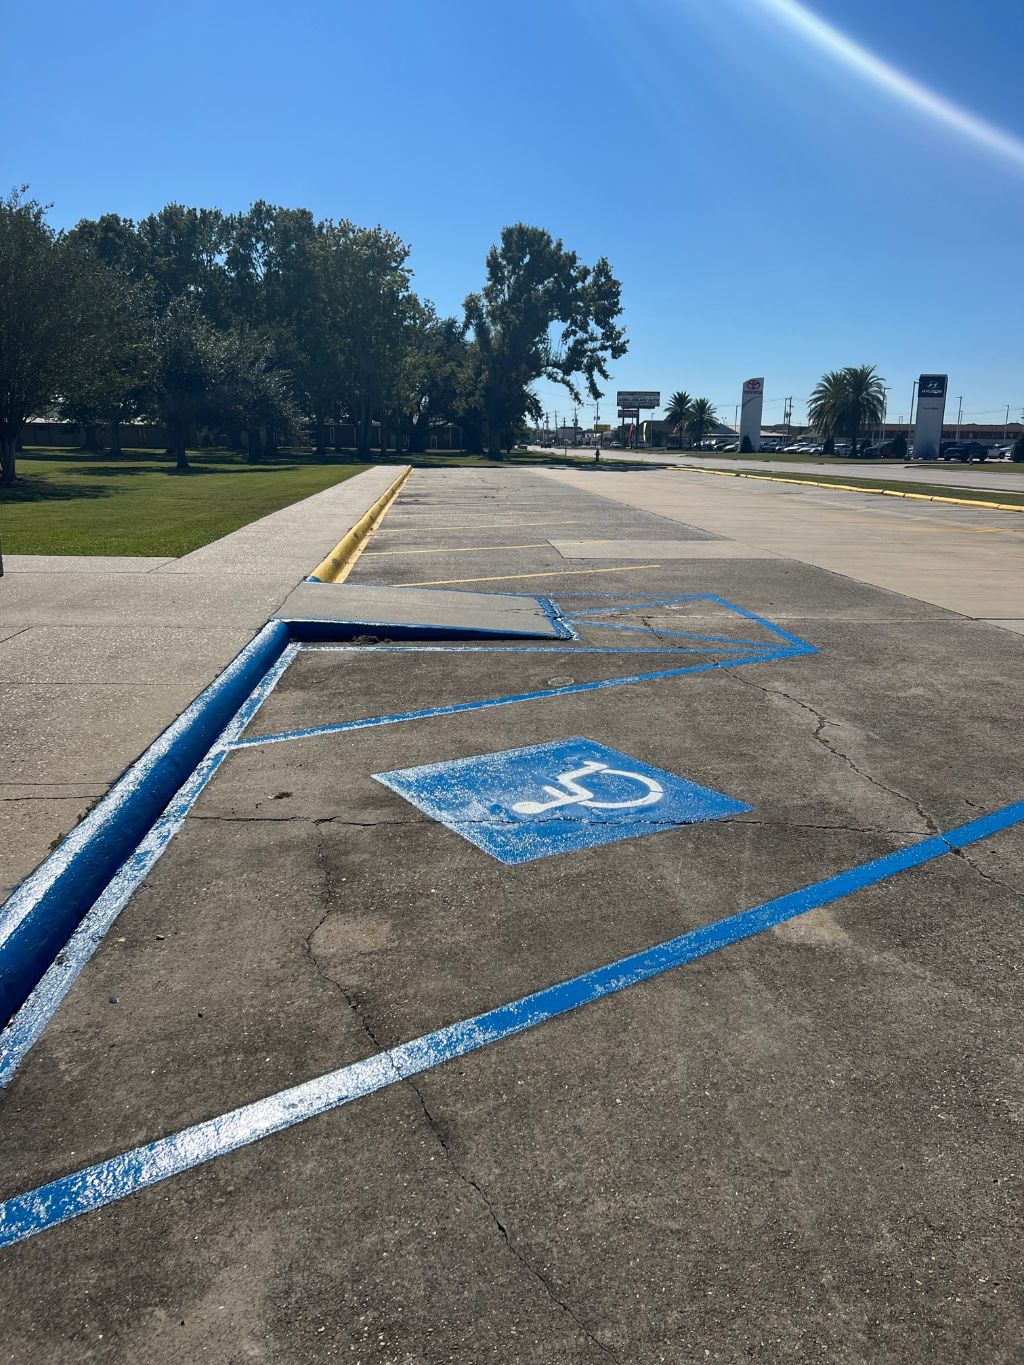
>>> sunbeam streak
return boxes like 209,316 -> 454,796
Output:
745,0 -> 1024,174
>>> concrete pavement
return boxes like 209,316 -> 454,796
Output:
1,466 -> 1021,1363
0,467 -> 406,898
585,450 -> 1024,495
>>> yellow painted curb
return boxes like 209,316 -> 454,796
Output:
310,467 -> 412,583
675,465 -> 1024,513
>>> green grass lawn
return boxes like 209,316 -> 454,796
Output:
695,467 -> 1024,508
0,445 -> 664,557
1,448 -> 374,556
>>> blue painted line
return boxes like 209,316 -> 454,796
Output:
571,621 -> 768,648
0,643 -> 300,1087
700,595 -> 815,654
535,594 -> 578,640
0,621 -> 292,1027
2,801 -> 1021,1250
298,643 -> 758,657
232,647 -> 796,749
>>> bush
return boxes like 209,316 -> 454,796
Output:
1012,435 -> 1024,463
740,434 -> 753,453
891,431 -> 908,459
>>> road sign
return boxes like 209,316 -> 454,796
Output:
616,391 -> 660,410
373,738 -> 751,864
914,373 -> 948,461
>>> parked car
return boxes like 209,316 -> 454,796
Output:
940,441 -> 990,462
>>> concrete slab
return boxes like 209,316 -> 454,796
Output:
160,466 -> 406,578
551,538 -> 779,559
0,466 -> 412,885
274,582 -> 566,638
538,467 -> 1024,627
986,618 -> 1024,635
2,556 -> 174,574
0,625 -> 253,685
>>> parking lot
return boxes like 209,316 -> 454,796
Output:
1,468 -> 1021,1363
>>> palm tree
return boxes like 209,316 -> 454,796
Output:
842,364 -> 886,455
665,389 -> 692,449
686,397 -> 718,449
808,365 -> 886,455
807,370 -> 848,447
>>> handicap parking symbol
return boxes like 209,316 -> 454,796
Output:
373,738 -> 752,864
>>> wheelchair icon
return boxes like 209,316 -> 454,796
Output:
511,760 -> 664,816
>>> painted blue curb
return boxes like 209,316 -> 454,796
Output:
0,620 -> 291,1026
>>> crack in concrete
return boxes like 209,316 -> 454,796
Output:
718,662 -> 937,834
304,832 -> 620,1364
717,667 -> 1024,899
191,811 -> 922,838
405,1080 -> 622,1365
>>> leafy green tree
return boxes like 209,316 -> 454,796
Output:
665,390 -> 692,449
0,188 -> 110,485
686,397 -> 718,448
403,308 -> 471,452
338,224 -> 417,459
463,224 -> 627,458
1011,434 -> 1024,463
891,430 -> 908,459
808,365 -> 886,455
136,204 -> 226,313
147,297 -> 230,471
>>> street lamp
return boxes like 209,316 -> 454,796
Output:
953,397 -> 962,442
908,379 -> 918,440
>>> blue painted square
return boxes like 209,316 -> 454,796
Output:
373,738 -> 752,864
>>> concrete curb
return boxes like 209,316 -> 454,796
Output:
675,465 -> 1024,512
0,621 -> 291,1026
308,467 -> 411,583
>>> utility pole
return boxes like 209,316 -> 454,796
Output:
909,379 -> 918,439
572,407 -> 578,448
1004,404 -> 1011,440
783,397 -> 793,445
954,397 -> 962,442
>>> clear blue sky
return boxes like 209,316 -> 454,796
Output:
4,0 -> 1022,428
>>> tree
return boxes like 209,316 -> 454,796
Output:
686,397 -> 718,448
403,308 -> 469,452
1012,434 -> 1024,463
339,224 -> 417,460
0,189 -> 110,485
147,297 -> 230,471
891,430 -> 908,459
665,390 -> 692,449
808,365 -> 886,456
463,224 -> 627,459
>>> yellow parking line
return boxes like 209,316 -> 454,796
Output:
384,520 -> 582,532
363,542 -> 551,557
403,564 -> 661,587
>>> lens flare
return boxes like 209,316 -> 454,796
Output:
746,0 -> 1024,174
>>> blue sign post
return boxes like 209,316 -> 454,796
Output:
374,738 -> 751,864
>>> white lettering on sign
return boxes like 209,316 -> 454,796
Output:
511,760 -> 664,816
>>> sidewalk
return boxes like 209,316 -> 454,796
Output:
0,467 -> 406,898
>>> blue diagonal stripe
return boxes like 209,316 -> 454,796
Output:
2,801 -> 1021,1250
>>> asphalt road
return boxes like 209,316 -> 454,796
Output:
1,468 -> 1021,1363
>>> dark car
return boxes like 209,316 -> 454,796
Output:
940,441 -> 989,462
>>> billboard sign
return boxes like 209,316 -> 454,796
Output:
594,423 -> 611,432
914,373 -> 947,461
616,391 -> 660,410
739,377 -> 764,451
617,409 -> 639,419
